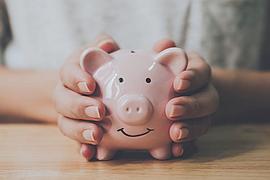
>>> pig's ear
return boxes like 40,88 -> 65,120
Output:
154,47 -> 188,75
80,48 -> 113,74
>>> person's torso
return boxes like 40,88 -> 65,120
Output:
4,0 -> 268,69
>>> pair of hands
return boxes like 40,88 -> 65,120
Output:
54,35 -> 219,160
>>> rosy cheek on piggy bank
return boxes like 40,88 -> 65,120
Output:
80,48 -> 187,160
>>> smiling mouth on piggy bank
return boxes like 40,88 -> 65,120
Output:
117,128 -> 154,137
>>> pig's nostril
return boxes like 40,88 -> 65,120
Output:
126,107 -> 130,112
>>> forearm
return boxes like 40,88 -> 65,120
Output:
0,66 -> 58,123
212,68 -> 270,123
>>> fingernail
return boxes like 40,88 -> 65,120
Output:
174,147 -> 184,157
82,129 -> 97,143
98,39 -> 116,53
98,39 -> 114,47
80,146 -> 92,160
177,128 -> 189,140
176,79 -> 190,91
85,106 -> 101,119
169,105 -> 186,118
78,82 -> 92,93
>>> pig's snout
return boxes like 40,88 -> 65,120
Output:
117,95 -> 153,125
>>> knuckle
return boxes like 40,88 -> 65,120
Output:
201,117 -> 211,135
188,52 -> 211,79
53,85 -> 65,112
198,60 -> 211,76
69,97 -> 85,118
60,63 -> 81,88
189,97 -> 201,116
57,115 -> 67,136
202,61 -> 211,74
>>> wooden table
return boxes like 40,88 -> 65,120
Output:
0,123 -> 269,180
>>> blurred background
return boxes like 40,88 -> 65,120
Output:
0,0 -> 269,70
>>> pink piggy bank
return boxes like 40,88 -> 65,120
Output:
80,47 -> 187,160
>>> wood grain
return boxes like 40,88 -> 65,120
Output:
0,123 -> 269,180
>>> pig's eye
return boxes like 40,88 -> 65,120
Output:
145,78 -> 151,83
119,77 -> 124,83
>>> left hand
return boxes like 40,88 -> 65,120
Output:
153,39 -> 219,157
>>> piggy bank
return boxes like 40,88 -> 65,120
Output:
80,47 -> 187,160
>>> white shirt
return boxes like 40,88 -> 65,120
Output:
4,0 -> 268,69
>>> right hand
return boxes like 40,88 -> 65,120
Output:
54,34 -> 120,160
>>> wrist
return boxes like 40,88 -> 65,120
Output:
0,69 -> 58,123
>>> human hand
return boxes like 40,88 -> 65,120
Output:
54,34 -> 120,160
153,39 -> 219,157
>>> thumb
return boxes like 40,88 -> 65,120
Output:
95,33 -> 120,53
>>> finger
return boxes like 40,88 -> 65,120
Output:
60,34 -> 120,95
166,84 -> 219,120
58,115 -> 103,145
174,51 -> 211,93
172,143 -> 184,158
60,61 -> 96,95
54,83 -> 105,121
153,38 -> 176,52
80,144 -> 96,161
94,33 -> 120,53
169,117 -> 211,142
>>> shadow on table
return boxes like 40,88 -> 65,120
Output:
113,140 -> 197,162
101,123 -> 266,164
189,123 -> 264,163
